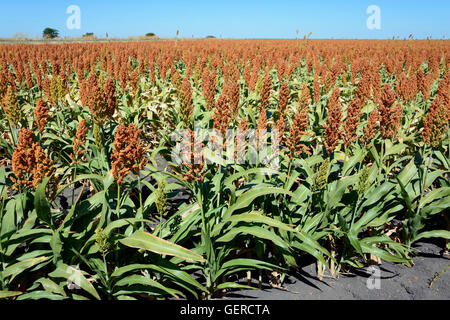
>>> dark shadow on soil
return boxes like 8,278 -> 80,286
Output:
225,241 -> 450,300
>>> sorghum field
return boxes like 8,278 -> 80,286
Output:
0,39 -> 449,300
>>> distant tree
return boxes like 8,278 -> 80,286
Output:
43,28 -> 59,39
83,32 -> 94,38
145,32 -> 156,37
205,35 -> 216,39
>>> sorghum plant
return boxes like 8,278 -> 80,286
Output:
34,98 -> 49,134
323,88 -> 343,155
111,123 -> 148,185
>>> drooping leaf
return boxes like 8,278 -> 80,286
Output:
120,230 -> 205,263
49,263 -> 101,300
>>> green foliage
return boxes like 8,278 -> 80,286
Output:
0,40 -> 449,300
42,28 -> 59,39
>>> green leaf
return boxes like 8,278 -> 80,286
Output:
217,225 -> 289,250
360,243 -> 409,263
16,291 -> 66,300
114,275 -> 182,297
36,278 -> 67,297
355,201 -> 390,232
413,230 -> 450,243
116,295 -> 137,300
120,230 -> 205,263
420,187 -> 450,208
221,212 -> 295,233
360,181 -> 395,210
1,199 -> 17,235
104,218 -> 151,234
347,232 -> 364,256
215,282 -> 256,291
214,258 -> 281,281
0,291 -> 22,299
396,160 -> 417,187
342,147 -> 363,175
326,176 -> 358,208
49,263 -> 101,300
34,177 -> 52,225
223,187 -> 293,221
50,231 -> 63,263
2,257 -> 48,281
111,261 -> 206,294
384,143 -> 407,158
224,168 -> 285,190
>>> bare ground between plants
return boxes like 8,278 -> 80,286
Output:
224,241 -> 449,300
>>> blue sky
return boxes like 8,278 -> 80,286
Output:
0,0 -> 448,39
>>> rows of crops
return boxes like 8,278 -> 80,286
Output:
0,39 -> 449,300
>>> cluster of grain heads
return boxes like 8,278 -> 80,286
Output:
435,74 -> 449,112
172,67 -> 182,92
202,67 -> 216,110
275,113 -> 285,146
32,145 -> 54,189
34,99 -> 49,134
278,82 -> 289,116
179,76 -> 193,126
225,80 -> 240,116
212,94 -> 232,144
104,77 -> 118,119
180,129 -> 206,183
111,123 -> 148,185
312,158 -> 330,192
11,129 -> 53,189
80,73 -> 117,125
260,74 -> 272,111
248,64 -> 260,93
11,129 -> 35,188
322,70 -> 336,94
235,117 -> 248,163
422,96 -> 448,148
155,178 -> 168,218
357,165 -> 370,195
257,106 -> 268,150
49,75 -> 66,104
94,228 -> 111,256
397,71 -> 418,103
285,103 -> 310,159
323,88 -> 343,155
70,119 -> 88,165
379,84 -> 402,139
313,73 -> 320,103
129,69 -> 140,93
362,109 -> 380,145
416,69 -> 433,101
355,72 -> 372,104
93,123 -> 103,150
298,83 -> 311,110
2,85 -> 21,127
343,97 -> 362,147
